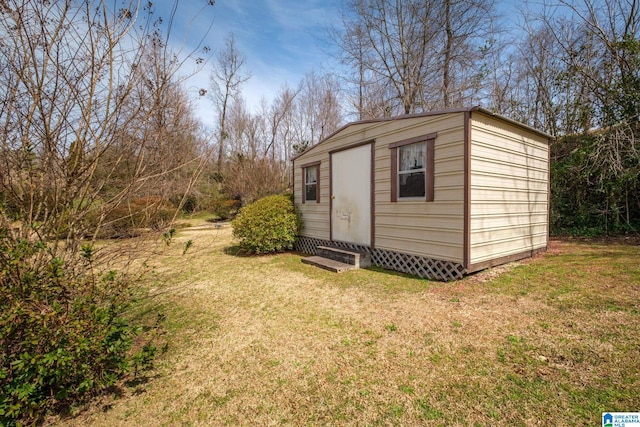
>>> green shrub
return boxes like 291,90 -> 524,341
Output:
550,132 -> 640,236
213,197 -> 241,221
231,194 -> 301,254
0,236 -> 159,425
169,193 -> 200,214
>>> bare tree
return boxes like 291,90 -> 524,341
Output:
265,84 -> 300,161
209,34 -> 250,173
333,0 -> 497,116
507,0 -> 640,134
511,0 -> 640,232
0,1 -> 214,421
331,20 -> 381,119
510,24 -> 567,134
220,96 -> 289,204
225,96 -> 265,160
0,0 -> 213,243
344,0 -> 439,114
118,33 -> 210,217
438,0 -> 496,108
298,71 -> 342,145
479,36 -> 518,117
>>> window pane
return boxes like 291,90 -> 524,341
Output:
305,183 -> 317,201
305,166 -> 317,184
399,171 -> 425,198
399,142 -> 425,172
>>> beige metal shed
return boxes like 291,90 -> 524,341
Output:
293,106 -> 551,280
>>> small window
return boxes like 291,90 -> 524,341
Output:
398,142 -> 426,198
303,163 -> 320,203
389,133 -> 435,202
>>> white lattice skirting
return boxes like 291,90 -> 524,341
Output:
296,236 -> 466,281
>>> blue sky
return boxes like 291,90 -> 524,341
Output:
157,0 -> 343,124
208,0 -> 343,105
157,0 -> 527,126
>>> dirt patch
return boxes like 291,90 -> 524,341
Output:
463,261 -> 523,285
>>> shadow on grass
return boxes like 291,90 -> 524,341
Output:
223,244 -> 253,257
124,374 -> 160,395
92,374 -> 160,415
55,374 -> 160,423
366,265 -> 431,281
223,245 -> 301,258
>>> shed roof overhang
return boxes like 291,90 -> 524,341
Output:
292,106 -> 554,162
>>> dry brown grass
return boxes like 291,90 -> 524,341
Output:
51,223 -> 640,426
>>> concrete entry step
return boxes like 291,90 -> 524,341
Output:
301,256 -> 357,273
316,246 -> 372,268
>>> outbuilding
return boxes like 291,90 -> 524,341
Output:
293,106 -> 551,281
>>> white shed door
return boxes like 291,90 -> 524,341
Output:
331,144 -> 372,246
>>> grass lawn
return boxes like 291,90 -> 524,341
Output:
54,221 -> 640,426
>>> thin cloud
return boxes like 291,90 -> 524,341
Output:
154,1 -> 342,123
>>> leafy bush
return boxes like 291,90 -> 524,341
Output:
0,235 -> 159,425
231,194 -> 301,254
551,131 -> 640,236
212,196 -> 242,221
169,193 -> 199,214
